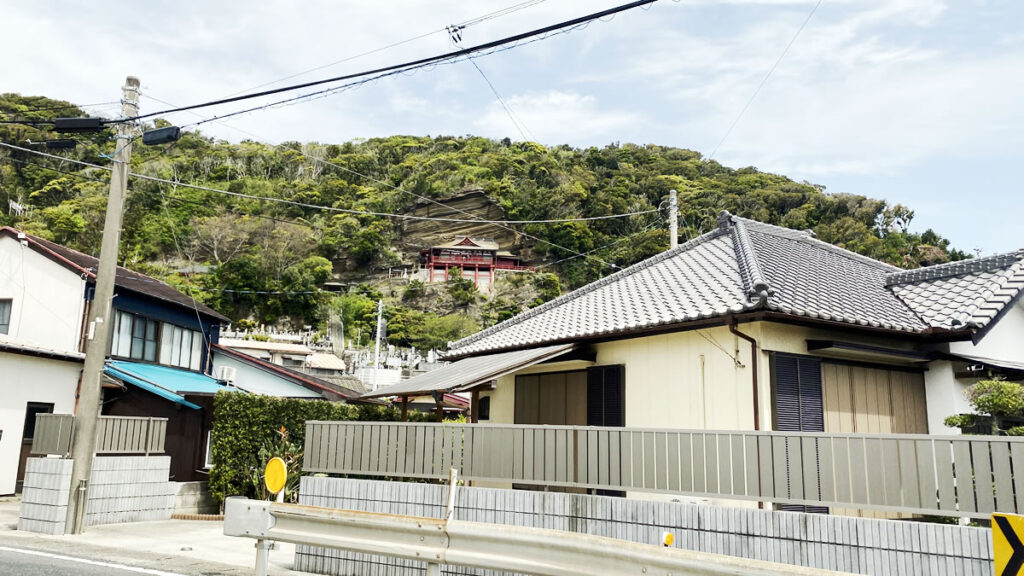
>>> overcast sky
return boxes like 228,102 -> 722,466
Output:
4,0 -> 1021,255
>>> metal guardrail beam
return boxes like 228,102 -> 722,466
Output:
223,497 -> 849,576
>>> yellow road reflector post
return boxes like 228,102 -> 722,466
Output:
661,532 -> 674,547
265,457 -> 287,497
993,513 -> 1024,576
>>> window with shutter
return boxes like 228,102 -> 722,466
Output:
772,353 -> 826,513
586,365 -> 625,427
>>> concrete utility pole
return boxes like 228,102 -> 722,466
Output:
372,299 -> 383,391
65,76 -> 140,534
668,189 -> 678,250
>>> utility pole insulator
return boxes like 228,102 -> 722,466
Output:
669,189 -> 679,250
64,75 -> 140,535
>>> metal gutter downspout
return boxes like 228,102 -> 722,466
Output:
729,318 -> 762,510
729,319 -> 759,432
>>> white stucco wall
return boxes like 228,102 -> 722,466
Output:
211,354 -> 321,398
0,352 -> 80,495
926,300 -> 1024,434
0,235 -> 85,353
949,299 -> 1024,361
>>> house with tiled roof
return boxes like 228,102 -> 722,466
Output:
365,212 -> 1023,444
0,227 -> 232,491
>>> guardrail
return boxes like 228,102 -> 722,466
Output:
305,421 -> 1024,519
223,496 -> 842,576
31,414 -> 167,456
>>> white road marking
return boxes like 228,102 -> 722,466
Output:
0,546 -> 187,575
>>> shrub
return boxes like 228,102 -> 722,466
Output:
403,279 -> 425,301
208,392 -> 414,507
1008,426 -> 1024,437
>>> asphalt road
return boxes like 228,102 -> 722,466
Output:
0,547 -> 186,576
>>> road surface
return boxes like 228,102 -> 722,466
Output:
0,546 -> 186,576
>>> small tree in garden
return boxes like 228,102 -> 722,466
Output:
945,379 -> 1024,435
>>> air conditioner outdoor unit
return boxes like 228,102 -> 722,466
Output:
217,365 -> 237,384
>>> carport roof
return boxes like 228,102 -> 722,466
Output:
361,344 -> 575,399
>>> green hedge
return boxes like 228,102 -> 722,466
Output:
208,391 -> 417,507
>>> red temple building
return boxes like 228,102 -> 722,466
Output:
420,237 -> 528,289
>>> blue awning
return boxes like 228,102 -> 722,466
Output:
104,360 -> 238,410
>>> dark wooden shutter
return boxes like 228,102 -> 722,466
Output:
586,365 -> 625,427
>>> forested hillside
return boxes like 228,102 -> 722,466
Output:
0,94 -> 967,348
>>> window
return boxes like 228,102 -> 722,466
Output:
0,299 -> 11,334
111,311 -> 204,370
587,365 -> 625,427
477,396 -> 491,420
111,311 -> 157,361
204,430 -> 214,469
159,323 -> 204,370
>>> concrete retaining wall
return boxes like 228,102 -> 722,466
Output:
295,478 -> 994,576
18,456 -> 175,534
173,481 -> 218,515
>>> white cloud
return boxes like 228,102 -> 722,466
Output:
473,90 -> 639,144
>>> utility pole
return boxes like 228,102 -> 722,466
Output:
669,189 -> 678,250
65,76 -> 140,534
373,299 -> 383,391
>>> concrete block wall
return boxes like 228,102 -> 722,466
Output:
295,478 -> 995,576
84,456 -> 176,526
18,456 -> 174,534
18,458 -> 72,535
173,481 -> 218,515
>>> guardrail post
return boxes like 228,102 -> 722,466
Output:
425,562 -> 441,576
254,539 -> 271,576
446,468 -> 459,521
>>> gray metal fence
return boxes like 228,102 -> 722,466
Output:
305,421 -> 1024,519
31,414 -> 167,456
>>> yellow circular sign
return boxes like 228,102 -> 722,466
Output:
264,457 -> 287,495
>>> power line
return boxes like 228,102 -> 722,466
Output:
2,139 -> 643,270
538,221 -> 660,269
223,0 -> 549,99
708,0 -> 824,160
113,0 -> 658,124
0,100 -> 120,115
0,141 -> 657,224
469,58 -> 534,142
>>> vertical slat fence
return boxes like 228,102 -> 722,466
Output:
303,421 -> 1024,519
30,414 -> 167,455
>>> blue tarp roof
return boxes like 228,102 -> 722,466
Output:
104,360 -> 237,410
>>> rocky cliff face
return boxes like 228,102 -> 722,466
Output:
396,189 -> 532,262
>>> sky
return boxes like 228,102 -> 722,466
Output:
3,0 -> 1022,255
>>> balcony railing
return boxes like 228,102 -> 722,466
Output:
304,421 -> 1024,519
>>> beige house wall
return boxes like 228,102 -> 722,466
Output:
480,326 -> 765,432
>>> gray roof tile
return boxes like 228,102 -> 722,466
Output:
448,213 -> 1021,356
889,251 -> 1024,329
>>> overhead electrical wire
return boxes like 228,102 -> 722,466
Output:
0,141 -> 656,225
110,0 -> 658,124
1,100 -> 120,115
224,0 -> 549,98
708,0 -> 824,160
468,58 -> 535,142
